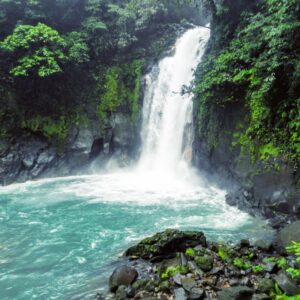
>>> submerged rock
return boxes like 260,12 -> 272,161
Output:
125,229 -> 206,261
109,265 -> 138,292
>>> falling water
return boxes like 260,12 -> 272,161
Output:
139,27 -> 210,174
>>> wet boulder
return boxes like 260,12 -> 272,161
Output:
125,229 -> 206,261
109,265 -> 138,292
274,271 -> 300,296
275,221 -> 300,252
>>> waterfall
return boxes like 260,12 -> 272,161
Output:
138,27 -> 210,174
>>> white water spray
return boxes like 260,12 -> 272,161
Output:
138,27 -> 210,175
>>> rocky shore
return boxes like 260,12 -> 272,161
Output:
101,224 -> 300,300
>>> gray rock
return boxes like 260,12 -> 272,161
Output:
174,288 -> 187,300
229,278 -> 240,286
145,280 -> 156,292
72,127 -> 94,152
0,152 -> 22,185
22,153 -> 36,169
180,253 -> 188,267
189,287 -> 205,300
275,221 -> 300,252
159,280 -> 170,293
195,255 -> 214,272
255,240 -> 273,251
109,266 -> 138,292
275,271 -> 300,296
115,285 -> 127,299
112,114 -> 134,150
36,150 -> 55,165
240,277 -> 251,287
126,285 -> 135,298
257,278 -> 275,294
217,286 -> 254,300
132,278 -> 149,291
125,229 -> 206,261
240,239 -> 250,247
188,261 -> 204,277
210,267 -> 223,275
173,273 -> 184,285
252,294 -> 271,300
263,261 -> 277,273
181,277 -> 196,292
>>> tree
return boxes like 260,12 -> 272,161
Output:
0,22 -> 89,77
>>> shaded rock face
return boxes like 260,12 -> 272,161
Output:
125,229 -> 207,262
193,109 -> 300,223
0,137 -> 56,185
0,113 -> 138,185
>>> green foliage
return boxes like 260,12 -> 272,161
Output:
97,66 -> 120,122
277,257 -> 288,269
233,258 -> 252,270
286,268 -> 300,279
275,296 -> 300,300
286,241 -> 300,261
0,23 -> 89,77
266,243 -> 300,280
97,59 -> 143,123
218,244 -> 233,263
0,23 -> 65,77
252,264 -> 264,273
286,241 -> 300,279
233,257 -> 264,272
243,250 -> 255,260
272,283 -> 300,300
64,32 -> 90,64
195,0 -> 300,167
265,256 -> 288,269
161,265 -> 189,280
0,0 -> 203,144
22,115 -> 69,146
217,244 -> 233,263
185,248 -> 196,257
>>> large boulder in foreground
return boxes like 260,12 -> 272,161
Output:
109,266 -> 138,292
275,221 -> 300,252
125,229 -> 206,261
